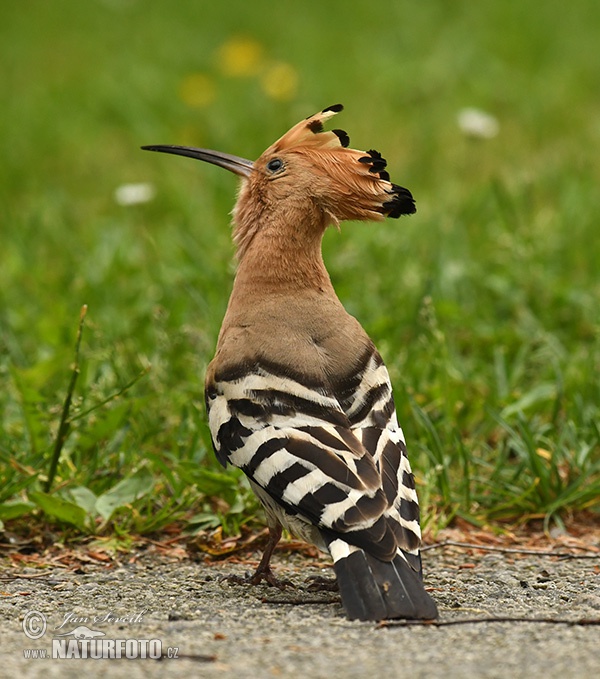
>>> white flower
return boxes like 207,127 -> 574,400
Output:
457,108 -> 499,139
114,183 -> 156,206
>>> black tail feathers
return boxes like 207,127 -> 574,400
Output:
332,548 -> 438,621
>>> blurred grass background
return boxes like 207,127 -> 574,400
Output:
1,0 -> 599,539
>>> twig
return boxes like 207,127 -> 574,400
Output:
379,616 -> 600,629
44,305 -> 87,493
156,653 -> 217,662
0,573 -> 58,581
261,596 -> 340,606
422,540 -> 600,559
68,365 -> 150,423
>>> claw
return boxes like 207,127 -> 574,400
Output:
304,574 -> 339,592
220,567 -> 293,590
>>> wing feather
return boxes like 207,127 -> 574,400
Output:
206,353 -> 423,564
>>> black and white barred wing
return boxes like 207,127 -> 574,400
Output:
206,363 -> 416,562
206,362 -> 438,620
340,351 -> 424,571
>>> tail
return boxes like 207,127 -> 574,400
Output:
328,539 -> 438,621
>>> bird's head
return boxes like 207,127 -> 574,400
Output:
143,104 -> 415,258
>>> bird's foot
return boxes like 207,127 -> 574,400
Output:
304,574 -> 339,592
221,565 -> 293,590
251,565 -> 294,589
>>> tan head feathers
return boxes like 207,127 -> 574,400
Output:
269,104 -> 350,151
143,104 -> 416,260
258,104 -> 416,221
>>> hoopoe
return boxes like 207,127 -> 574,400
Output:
143,104 -> 438,621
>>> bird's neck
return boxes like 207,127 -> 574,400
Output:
232,204 -> 335,295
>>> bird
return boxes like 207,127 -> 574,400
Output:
142,104 -> 438,621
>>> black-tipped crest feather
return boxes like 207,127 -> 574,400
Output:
322,103 -> 344,113
332,129 -> 350,147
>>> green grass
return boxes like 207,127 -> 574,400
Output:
1,0 -> 599,538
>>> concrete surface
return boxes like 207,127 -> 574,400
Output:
1,547 -> 599,678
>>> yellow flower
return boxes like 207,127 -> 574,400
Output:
216,37 -> 264,77
260,62 -> 298,102
179,73 -> 216,109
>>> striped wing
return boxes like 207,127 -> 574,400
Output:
340,352 -> 423,567
205,353 -> 422,568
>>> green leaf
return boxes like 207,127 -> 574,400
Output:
0,500 -> 36,520
29,491 -> 88,530
67,486 -> 98,514
187,511 -> 221,530
95,468 -> 155,521
186,467 -> 239,497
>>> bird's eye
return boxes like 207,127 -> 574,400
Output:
266,158 -> 284,173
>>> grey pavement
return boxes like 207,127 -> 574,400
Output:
1,547 -> 599,678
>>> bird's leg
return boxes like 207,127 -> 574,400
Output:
248,524 -> 289,587
222,524 -> 293,589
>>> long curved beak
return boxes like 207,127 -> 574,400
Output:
141,145 -> 253,178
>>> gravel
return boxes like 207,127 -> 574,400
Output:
1,548 -> 599,678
